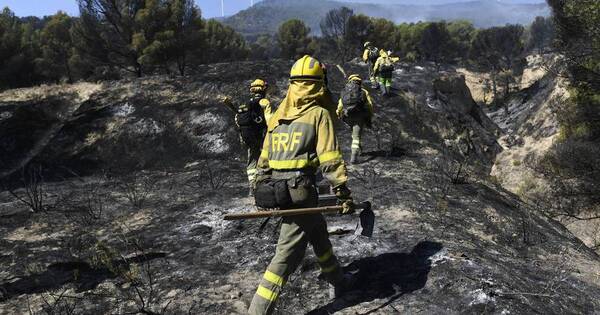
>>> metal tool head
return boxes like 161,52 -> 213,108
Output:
355,201 -> 374,237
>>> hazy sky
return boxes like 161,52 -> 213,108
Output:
0,0 -> 258,18
0,0 -> 546,18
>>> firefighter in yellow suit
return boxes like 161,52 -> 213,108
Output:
336,75 -> 374,164
242,79 -> 272,188
248,55 -> 355,315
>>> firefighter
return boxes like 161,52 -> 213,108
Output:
362,42 -> 380,88
249,55 -> 355,315
222,80 -> 272,193
336,74 -> 374,164
373,49 -> 395,96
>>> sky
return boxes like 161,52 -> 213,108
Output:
0,0 -> 545,18
0,0 -> 259,18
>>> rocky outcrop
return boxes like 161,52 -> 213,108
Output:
488,64 -> 567,196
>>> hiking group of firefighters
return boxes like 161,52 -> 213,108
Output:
222,43 -> 397,315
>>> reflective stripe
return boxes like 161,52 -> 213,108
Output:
263,270 -> 285,287
256,285 -> 278,301
269,159 -> 311,169
318,248 -> 333,263
320,263 -> 338,273
319,151 -> 342,164
351,144 -> 361,149
247,169 -> 257,175
260,150 -> 269,159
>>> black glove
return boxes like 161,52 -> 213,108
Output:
334,184 -> 354,214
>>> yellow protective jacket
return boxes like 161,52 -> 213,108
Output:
363,47 -> 379,63
362,49 -> 371,62
259,98 -> 273,122
373,53 -> 400,75
336,88 -> 374,119
257,81 -> 348,188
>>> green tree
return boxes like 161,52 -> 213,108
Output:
447,20 -> 476,61
37,12 -> 74,83
166,0 -> 204,75
395,22 -> 429,61
204,19 -> 248,63
345,14 -> 374,58
277,19 -> 311,60
0,7 -> 43,89
528,16 -> 554,54
547,0 -> 600,141
419,22 -> 452,68
249,34 -> 279,60
369,18 -> 396,52
320,7 -> 354,62
133,0 -> 204,75
538,0 -> 600,223
75,0 -> 146,77
132,0 -> 172,74
470,25 -> 525,103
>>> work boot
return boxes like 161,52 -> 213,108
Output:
371,79 -> 379,89
329,272 -> 358,300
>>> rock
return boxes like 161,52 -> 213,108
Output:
232,300 -> 247,313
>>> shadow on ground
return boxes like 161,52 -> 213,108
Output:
307,241 -> 443,315
0,252 -> 166,302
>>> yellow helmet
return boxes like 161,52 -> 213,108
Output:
290,55 -> 324,82
364,41 -> 372,48
250,79 -> 267,93
348,74 -> 362,83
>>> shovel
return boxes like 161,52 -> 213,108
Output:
223,201 -> 375,237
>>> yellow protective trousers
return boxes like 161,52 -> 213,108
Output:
248,209 -> 343,315
247,146 -> 261,186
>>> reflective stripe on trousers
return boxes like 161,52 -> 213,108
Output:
351,124 -> 363,151
248,212 -> 342,315
247,146 -> 261,185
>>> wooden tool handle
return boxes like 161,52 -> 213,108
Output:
223,202 -> 371,221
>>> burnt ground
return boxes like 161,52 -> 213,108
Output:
1,60 -> 600,314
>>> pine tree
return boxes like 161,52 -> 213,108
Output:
37,12 -> 74,83
277,19 -> 311,60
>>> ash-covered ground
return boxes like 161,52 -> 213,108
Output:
1,60 -> 600,314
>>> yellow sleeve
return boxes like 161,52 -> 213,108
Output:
363,89 -> 374,117
373,57 -> 381,73
362,49 -> 369,62
259,98 -> 272,121
316,109 -> 348,188
391,57 -> 400,63
257,132 -> 271,173
336,98 -> 344,117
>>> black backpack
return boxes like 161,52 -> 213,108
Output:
379,57 -> 394,74
236,95 -> 266,149
367,47 -> 379,63
341,81 -> 367,118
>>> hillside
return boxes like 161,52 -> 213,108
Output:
2,59 -> 600,314
225,0 -> 550,37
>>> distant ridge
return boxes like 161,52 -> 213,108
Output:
224,0 -> 550,37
